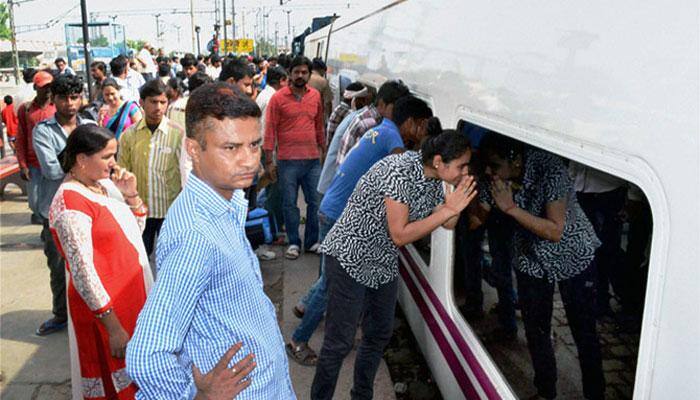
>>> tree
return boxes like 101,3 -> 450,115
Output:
0,4 -> 12,41
126,39 -> 146,52
78,35 -> 110,47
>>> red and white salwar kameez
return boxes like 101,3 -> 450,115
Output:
49,180 -> 153,400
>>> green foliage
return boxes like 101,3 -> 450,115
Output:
126,39 -> 146,51
0,4 -> 12,41
77,35 -> 110,47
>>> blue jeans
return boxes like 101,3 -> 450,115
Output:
278,159 -> 321,249
28,166 -> 42,215
292,212 -> 336,343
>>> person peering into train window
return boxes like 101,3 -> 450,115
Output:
474,132 -> 605,400
312,128 -> 478,400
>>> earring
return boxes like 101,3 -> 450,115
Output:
434,164 -> 438,169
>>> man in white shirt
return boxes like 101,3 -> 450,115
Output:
109,55 -> 143,103
206,54 -> 223,81
256,66 -> 288,131
137,43 -> 158,81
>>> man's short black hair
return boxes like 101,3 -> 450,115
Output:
90,61 -> 106,74
51,74 -> 83,96
268,56 -> 278,63
181,54 -> 197,69
266,66 -> 288,86
188,71 -> 213,93
109,56 -> 128,77
289,56 -> 312,73
196,54 -> 204,62
219,58 -> 253,82
55,57 -> 66,65
392,96 -> 433,127
4,95 -> 13,105
185,82 -> 261,148
376,79 -> 410,106
158,63 -> 171,77
139,78 -> 168,100
22,68 -> 37,84
210,54 -> 221,63
311,58 -> 326,72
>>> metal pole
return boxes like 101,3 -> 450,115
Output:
286,10 -> 291,51
195,26 -> 201,54
231,0 -> 236,39
80,0 -> 93,99
274,22 -> 278,55
222,0 -> 227,48
190,0 -> 196,52
155,14 -> 161,47
8,0 -> 20,85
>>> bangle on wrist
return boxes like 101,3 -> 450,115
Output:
124,192 -> 139,198
96,308 -> 113,319
128,199 -> 144,209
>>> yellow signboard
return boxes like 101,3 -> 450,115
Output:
221,39 -> 235,54
234,39 -> 254,54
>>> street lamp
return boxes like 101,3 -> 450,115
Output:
195,25 -> 201,55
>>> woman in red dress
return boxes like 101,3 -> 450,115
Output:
49,124 -> 152,399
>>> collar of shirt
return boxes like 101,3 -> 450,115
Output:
135,116 -> 170,135
186,173 -> 249,223
280,84 -> 311,99
43,115 -> 92,137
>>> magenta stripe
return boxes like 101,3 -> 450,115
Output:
398,263 -> 480,399
400,248 -> 501,400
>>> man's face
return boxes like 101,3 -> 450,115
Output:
52,93 -> 81,118
187,117 -> 262,199
184,65 -> 197,77
235,76 -> 254,98
290,65 -> 310,88
140,94 -> 168,125
269,60 -> 278,68
90,67 -> 105,81
35,85 -> 51,98
56,61 -> 66,71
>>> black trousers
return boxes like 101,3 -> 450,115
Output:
517,264 -> 605,400
311,255 -> 398,400
142,218 -> 164,257
42,220 -> 67,321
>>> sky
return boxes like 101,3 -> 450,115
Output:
12,0 -> 375,53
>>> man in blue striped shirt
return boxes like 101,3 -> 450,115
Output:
126,82 -> 296,399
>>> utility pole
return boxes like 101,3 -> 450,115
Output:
154,14 -> 162,47
231,0 -> 236,39
80,0 -> 92,99
222,0 -> 227,47
195,25 -> 201,54
274,22 -> 278,55
285,10 -> 292,51
190,0 -> 196,53
8,0 -> 20,85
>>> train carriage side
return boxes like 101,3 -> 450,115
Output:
309,1 -> 699,399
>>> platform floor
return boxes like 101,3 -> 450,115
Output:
0,186 -> 395,399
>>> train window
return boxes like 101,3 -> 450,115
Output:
453,119 -> 652,400
316,42 -> 323,58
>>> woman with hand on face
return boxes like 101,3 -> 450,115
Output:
49,124 -> 153,399
97,79 -> 142,140
475,132 -> 605,400
312,128 -> 478,399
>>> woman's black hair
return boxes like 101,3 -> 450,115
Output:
101,77 -> 121,91
59,125 -> 115,173
478,131 -> 524,161
421,127 -> 471,164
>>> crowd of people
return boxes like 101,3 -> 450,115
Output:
0,45 -> 652,400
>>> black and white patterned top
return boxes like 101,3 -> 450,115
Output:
481,148 -> 601,282
321,151 -> 444,288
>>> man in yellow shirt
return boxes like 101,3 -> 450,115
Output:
119,79 -> 184,259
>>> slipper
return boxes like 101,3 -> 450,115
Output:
293,305 -> 305,319
285,245 -> 300,260
36,318 -> 67,336
286,342 -> 318,366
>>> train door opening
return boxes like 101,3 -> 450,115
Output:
450,120 -> 653,400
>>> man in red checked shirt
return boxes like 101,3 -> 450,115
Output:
16,70 -> 56,224
263,55 -> 325,260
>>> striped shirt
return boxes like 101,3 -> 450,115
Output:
118,117 -> 184,219
336,105 -> 382,165
126,173 -> 296,399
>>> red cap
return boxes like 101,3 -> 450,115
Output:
33,71 -> 54,88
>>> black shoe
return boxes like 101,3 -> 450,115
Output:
36,317 -> 67,336
483,327 -> 518,344
30,214 -> 43,225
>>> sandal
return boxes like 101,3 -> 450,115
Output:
286,342 -> 318,366
293,305 -> 305,319
285,245 -> 301,260
36,317 -> 67,336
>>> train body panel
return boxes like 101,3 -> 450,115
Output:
305,1 -> 700,398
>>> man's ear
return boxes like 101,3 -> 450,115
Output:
139,98 -> 144,109
186,137 -> 201,163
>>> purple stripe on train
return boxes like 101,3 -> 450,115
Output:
400,248 -> 502,400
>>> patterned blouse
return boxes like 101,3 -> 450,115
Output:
481,148 -> 601,282
321,151 -> 444,288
